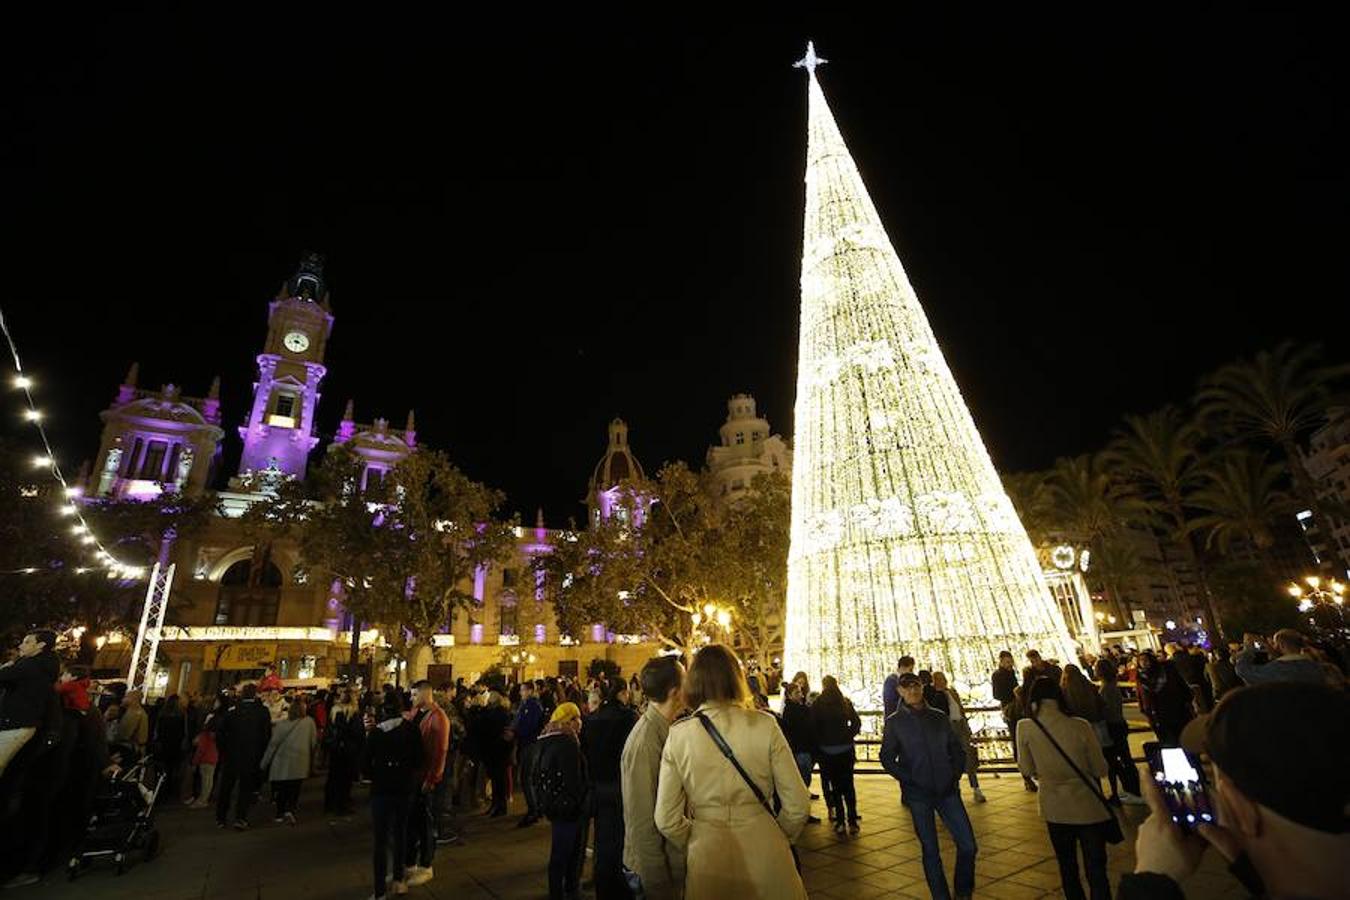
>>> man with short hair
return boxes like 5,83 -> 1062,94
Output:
405,680 -> 450,886
620,657 -> 687,899
215,683 -> 272,829
883,655 -> 916,720
1234,629 -> 1327,685
512,680 -> 546,828
0,629 -> 59,777
881,672 -> 976,900
1119,682 -> 1350,898
582,676 -> 639,899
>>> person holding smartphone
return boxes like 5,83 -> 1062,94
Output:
1119,682 -> 1350,899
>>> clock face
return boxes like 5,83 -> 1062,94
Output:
283,331 -> 310,353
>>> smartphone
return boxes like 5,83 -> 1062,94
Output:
1144,742 -> 1215,831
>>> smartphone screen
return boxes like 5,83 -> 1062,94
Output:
1144,742 -> 1215,831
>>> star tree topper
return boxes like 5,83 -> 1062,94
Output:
793,40 -> 828,74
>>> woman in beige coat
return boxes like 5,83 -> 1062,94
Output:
1016,676 -> 1113,900
655,644 -> 809,900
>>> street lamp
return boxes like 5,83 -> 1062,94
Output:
1289,575 -> 1346,628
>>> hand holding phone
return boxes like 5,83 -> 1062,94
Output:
1144,742 -> 1215,832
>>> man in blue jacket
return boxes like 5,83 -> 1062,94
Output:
880,672 -> 977,900
511,680 -> 546,827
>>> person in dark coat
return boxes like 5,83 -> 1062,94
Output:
511,680 -> 546,827
0,630 -> 59,779
880,672 -> 977,900
1135,651 -> 1193,745
214,683 -> 272,829
480,692 -> 513,816
992,651 -> 1036,792
810,675 -> 862,832
324,693 -> 364,816
363,696 -> 424,900
154,694 -> 187,800
580,677 -> 638,899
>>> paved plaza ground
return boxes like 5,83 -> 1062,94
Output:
28,749 -> 1245,900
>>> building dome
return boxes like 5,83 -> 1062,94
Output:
590,418 -> 645,492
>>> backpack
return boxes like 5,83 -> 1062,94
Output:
530,734 -> 585,821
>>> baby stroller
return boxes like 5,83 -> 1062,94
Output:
67,744 -> 164,878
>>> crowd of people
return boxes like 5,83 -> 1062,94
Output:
1,624 -> 1347,898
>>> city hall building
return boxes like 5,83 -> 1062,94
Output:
87,256 -> 692,695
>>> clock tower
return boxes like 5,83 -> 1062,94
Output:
233,253 -> 335,487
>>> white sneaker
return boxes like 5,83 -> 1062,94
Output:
973,788 -> 987,803
406,867 -> 433,887
1119,791 -> 1147,806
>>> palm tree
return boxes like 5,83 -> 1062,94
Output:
1002,470 -> 1058,546
1187,451 -> 1296,578
1102,406 -> 1226,637
1046,454 -> 1148,623
1196,342 -> 1348,550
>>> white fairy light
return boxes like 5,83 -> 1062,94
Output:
0,303 -> 133,573
782,47 -> 1076,708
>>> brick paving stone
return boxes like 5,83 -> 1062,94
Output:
25,761 -> 1245,900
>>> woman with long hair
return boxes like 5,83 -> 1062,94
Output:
1017,677 -> 1113,900
809,675 -> 862,833
656,644 -> 809,899
1135,650 -> 1194,744
1059,665 -> 1105,723
931,672 -> 985,804
1093,658 -> 1143,806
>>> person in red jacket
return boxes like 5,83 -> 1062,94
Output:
404,679 -> 449,887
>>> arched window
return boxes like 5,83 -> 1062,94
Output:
214,558 -> 283,626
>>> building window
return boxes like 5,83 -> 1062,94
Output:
141,441 -> 168,479
275,394 -> 296,418
752,432 -> 762,442
735,432 -> 745,445
124,438 -> 144,476
214,559 -> 282,626
501,568 -> 518,590
499,599 -> 518,636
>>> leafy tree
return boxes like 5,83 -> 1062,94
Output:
1102,406 -> 1225,637
0,438 -> 214,659
718,470 -> 791,670
532,462 -> 791,662
243,445 -> 517,679
1207,558 -> 1301,638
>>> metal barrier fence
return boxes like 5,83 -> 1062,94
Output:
851,692 -> 1146,775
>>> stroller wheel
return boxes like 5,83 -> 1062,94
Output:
143,830 -> 160,861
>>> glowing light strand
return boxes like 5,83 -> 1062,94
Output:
782,47 -> 1077,708
0,304 -> 143,579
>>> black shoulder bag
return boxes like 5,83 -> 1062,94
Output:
694,712 -> 802,871
1029,715 -> 1124,844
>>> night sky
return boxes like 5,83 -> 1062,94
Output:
3,10 -> 1345,523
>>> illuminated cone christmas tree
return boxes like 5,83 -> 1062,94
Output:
783,44 -> 1076,704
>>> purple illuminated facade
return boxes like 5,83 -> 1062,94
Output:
234,253 -> 335,487
92,366 -> 225,501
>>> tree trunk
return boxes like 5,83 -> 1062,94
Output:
1171,498 -> 1226,640
349,620 -> 361,676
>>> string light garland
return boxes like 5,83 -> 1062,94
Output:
0,303 -> 145,579
782,46 -> 1077,707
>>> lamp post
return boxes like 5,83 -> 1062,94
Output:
690,601 -> 734,645
1288,575 -> 1346,635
